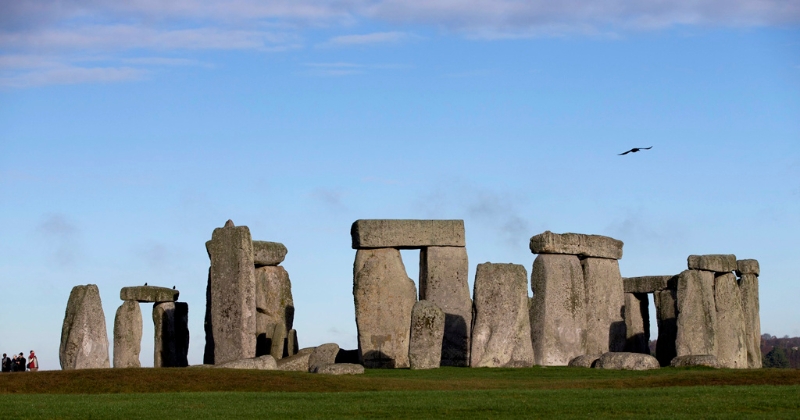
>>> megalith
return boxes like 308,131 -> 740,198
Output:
255,265 -> 294,357
471,263 -> 534,368
675,269 -> 717,357
687,254 -> 737,273
738,267 -> 762,368
113,300 -> 142,368
623,292 -> 650,354
409,300 -> 445,370
174,302 -> 189,367
581,257 -> 626,354
252,241 -> 288,266
153,302 -> 176,367
419,246 -> 472,367
205,220 -> 256,365
530,231 -> 623,260
351,219 -> 465,248
654,289 -> 678,367
714,273 -> 747,368
353,248 -> 417,368
60,284 -> 110,370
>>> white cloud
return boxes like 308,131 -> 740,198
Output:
320,31 -> 418,47
1,65 -> 147,88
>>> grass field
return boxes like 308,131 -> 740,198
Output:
1,367 -> 798,419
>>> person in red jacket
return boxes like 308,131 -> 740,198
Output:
27,351 -> 38,372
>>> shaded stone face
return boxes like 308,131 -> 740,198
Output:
308,343 -> 340,373
714,273 -> 747,369
624,293 -> 650,354
254,266 -> 294,357
353,248 -> 417,368
60,284 -> 111,370
623,276 -> 677,294
419,246 -> 471,367
735,259 -> 760,277
654,289 -> 678,367
529,231 -> 623,260
687,254 -> 736,272
676,270 -> 717,357
471,263 -> 534,368
594,352 -> 659,370
581,258 -> 626,354
120,286 -> 179,303
350,219 -> 465,249
287,329 -> 298,357
153,302 -> 177,368
409,300 -> 445,370
530,254 -> 586,366
113,301 -> 142,368
739,273 -> 762,368
252,241 -> 288,266
174,302 -> 189,368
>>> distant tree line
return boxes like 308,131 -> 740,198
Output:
645,334 -> 799,369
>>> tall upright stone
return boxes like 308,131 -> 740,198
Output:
654,289 -> 678,367
624,293 -> 650,354
205,220 -> 256,365
353,248 -> 417,368
153,302 -> 176,368
409,300 -> 445,370
255,265 -> 294,357
174,302 -> 189,367
714,273 -> 747,368
530,254 -> 586,366
471,263 -> 534,368
419,246 -> 471,367
675,269 -> 717,357
60,284 -> 110,370
738,259 -> 762,368
581,258 -> 626,354
113,300 -> 142,368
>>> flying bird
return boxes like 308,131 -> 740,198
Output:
619,146 -> 652,155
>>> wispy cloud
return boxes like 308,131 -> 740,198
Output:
36,213 -> 81,265
319,31 -> 419,47
303,61 -> 408,77
311,187 -> 347,209
1,63 -> 147,88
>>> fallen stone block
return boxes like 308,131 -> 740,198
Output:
624,293 -> 650,354
654,289 -> 678,367
670,354 -> 720,368
739,273 -> 762,368
120,286 -> 179,303
529,231 -> 623,260
594,352 -> 660,370
215,355 -> 277,370
316,363 -> 365,375
351,219 -> 465,249
113,300 -> 142,368
308,343 -> 340,373
676,270 -> 717,357
253,241 -> 288,266
623,276 -> 677,294
687,254 -> 736,272
568,355 -> 601,368
409,300 -> 445,370
736,259 -> 760,276
277,350 -> 313,372
582,258 -> 626,354
60,284 -> 110,370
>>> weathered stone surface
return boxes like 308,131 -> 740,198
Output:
568,354 -> 600,368
419,246 -> 471,367
215,355 -> 277,370
316,363 -> 365,375
308,343 -> 340,373
113,301 -> 142,368
676,270 -> 717,357
351,219 -> 465,249
531,254 -> 586,366
739,273 -> 762,368
60,284 -> 111,370
153,302 -> 176,368
205,221 -> 256,365
276,349 -> 313,372
120,286 -> 179,303
252,241 -> 288,266
254,265 -> 294,357
529,231 -> 623,260
670,354 -> 720,368
353,248 -> 417,368
471,263 -> 534,368
287,329 -> 298,356
654,289 -> 678,367
624,293 -> 650,354
687,254 -> 736,272
714,273 -> 747,369
582,258 -> 626,354
409,300 -> 445,370
270,323 -> 286,360
595,352 -> 660,370
623,276 -> 677,294
736,259 -> 760,276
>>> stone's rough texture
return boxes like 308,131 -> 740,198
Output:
60,284 -> 111,370
270,324 -> 286,360
353,248 -> 417,368
471,263 -> 534,368
287,329 -> 298,356
736,259 -> 760,276
113,301 -> 142,368
714,273 -> 748,369
254,266 -> 294,357
351,219 -> 465,249
419,246 -> 471,367
676,270 -> 718,357
623,276 -> 677,294
529,231 -> 623,260
530,254 -> 586,366
581,258 -> 626,354
316,363 -> 365,375
308,343 -> 340,373
120,286 -> 179,303
595,352 -> 660,370
739,273 -> 762,368
654,289 -> 678,367
174,302 -> 189,367
568,355 -> 600,368
687,254 -> 737,273
670,354 -> 720,368
624,293 -> 650,354
276,350 -> 313,372
252,241 -> 288,266
215,355 -> 277,370
205,222 -> 256,365
153,302 -> 176,368
409,300 -> 445,370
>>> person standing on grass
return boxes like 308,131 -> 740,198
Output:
15,352 -> 26,372
27,350 -> 38,372
1,354 -> 10,372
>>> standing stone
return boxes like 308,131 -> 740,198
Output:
113,301 -> 142,368
353,248 -> 417,368
471,263 -> 534,368
654,289 -> 678,367
714,273 -> 747,368
60,284 -> 111,370
205,220 -> 256,364
153,302 -> 176,368
624,293 -> 650,354
687,254 -> 737,273
174,302 -> 189,368
255,266 -> 294,356
409,300 -> 445,370
419,246 -> 471,367
739,273 -> 762,368
581,258 -> 626,354
287,329 -> 298,356
676,269 -> 717,357
351,219 -> 465,248
529,231 -> 623,260
530,254 -> 586,366
252,241 -> 288,266
270,324 -> 286,360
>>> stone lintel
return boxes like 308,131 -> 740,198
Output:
735,259 -> 760,277
120,286 -> 179,303
529,231 -> 623,260
687,254 -> 736,272
623,275 -> 677,293
253,241 -> 287,266
351,219 -> 465,249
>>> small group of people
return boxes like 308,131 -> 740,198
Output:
1,350 -> 38,372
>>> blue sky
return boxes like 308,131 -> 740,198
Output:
1,1 -> 799,370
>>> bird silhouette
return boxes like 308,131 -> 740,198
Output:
172,286 -> 176,290
144,282 -> 148,286
619,146 -> 652,155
